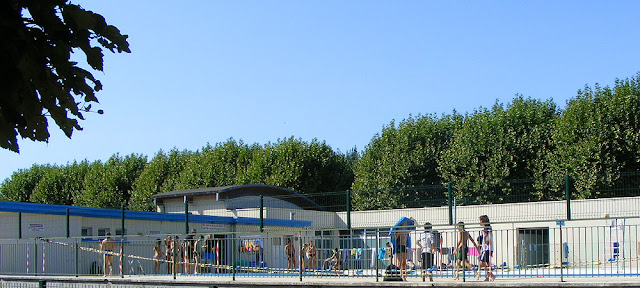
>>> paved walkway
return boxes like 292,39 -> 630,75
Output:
3,275 -> 640,288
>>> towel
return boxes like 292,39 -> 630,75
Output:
389,216 -> 416,250
468,246 -> 480,257
371,248 -> 377,267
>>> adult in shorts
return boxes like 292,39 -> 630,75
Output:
101,232 -> 115,277
284,238 -> 296,270
390,217 -> 415,281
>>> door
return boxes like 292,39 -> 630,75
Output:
517,228 -> 549,268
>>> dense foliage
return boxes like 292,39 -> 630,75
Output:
437,96 -> 558,203
0,0 -> 130,153
1,73 -> 639,211
1,138 -> 355,211
351,114 -> 460,210
545,75 -> 640,198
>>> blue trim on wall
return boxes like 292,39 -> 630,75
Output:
0,201 -> 310,228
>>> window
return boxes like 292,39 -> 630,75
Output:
115,229 -> 127,236
314,231 -> 333,250
81,227 -> 92,237
98,228 -> 110,237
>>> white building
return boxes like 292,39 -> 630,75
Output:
1,184 -> 638,276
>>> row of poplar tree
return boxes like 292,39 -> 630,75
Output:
1,73 -> 639,211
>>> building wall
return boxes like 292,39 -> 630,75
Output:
338,196 -> 640,269
341,196 -> 640,228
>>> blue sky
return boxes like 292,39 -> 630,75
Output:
2,1 -> 640,181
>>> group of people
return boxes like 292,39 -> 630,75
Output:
283,239 -> 318,271
153,229 -> 215,275
388,215 -> 495,282
100,217 -> 494,280
452,215 -> 495,281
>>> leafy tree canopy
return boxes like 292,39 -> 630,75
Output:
352,114 -> 460,210
2,73 -> 640,211
0,0 -> 130,153
547,73 -> 640,197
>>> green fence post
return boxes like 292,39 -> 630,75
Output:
299,235 -> 303,282
18,212 -> 22,239
448,183 -> 453,225
184,196 -> 189,234
232,234 -> 236,281
75,240 -> 79,277
260,195 -> 264,233
66,208 -> 70,238
38,280 -> 46,288
34,238 -> 37,276
346,190 -> 351,230
559,226 -> 564,282
121,204 -> 125,278
565,175 -> 571,220
375,228 -> 379,282
121,204 -> 125,236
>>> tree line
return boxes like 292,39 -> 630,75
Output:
1,73 -> 639,211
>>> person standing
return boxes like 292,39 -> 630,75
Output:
153,239 -> 163,274
390,217 -> 415,281
284,238 -> 296,270
307,241 -> 317,271
417,222 -> 436,282
300,242 -> 309,271
101,232 -> 115,277
164,236 -> 174,274
202,234 -> 214,273
385,242 -> 393,266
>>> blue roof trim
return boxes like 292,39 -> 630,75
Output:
0,201 -> 309,228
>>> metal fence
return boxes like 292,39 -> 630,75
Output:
1,219 -> 639,281
0,280 -> 214,288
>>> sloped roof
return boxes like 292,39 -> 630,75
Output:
151,184 -> 324,211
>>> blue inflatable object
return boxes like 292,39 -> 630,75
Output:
389,217 -> 416,251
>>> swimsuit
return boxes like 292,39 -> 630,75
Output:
394,243 -> 406,254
